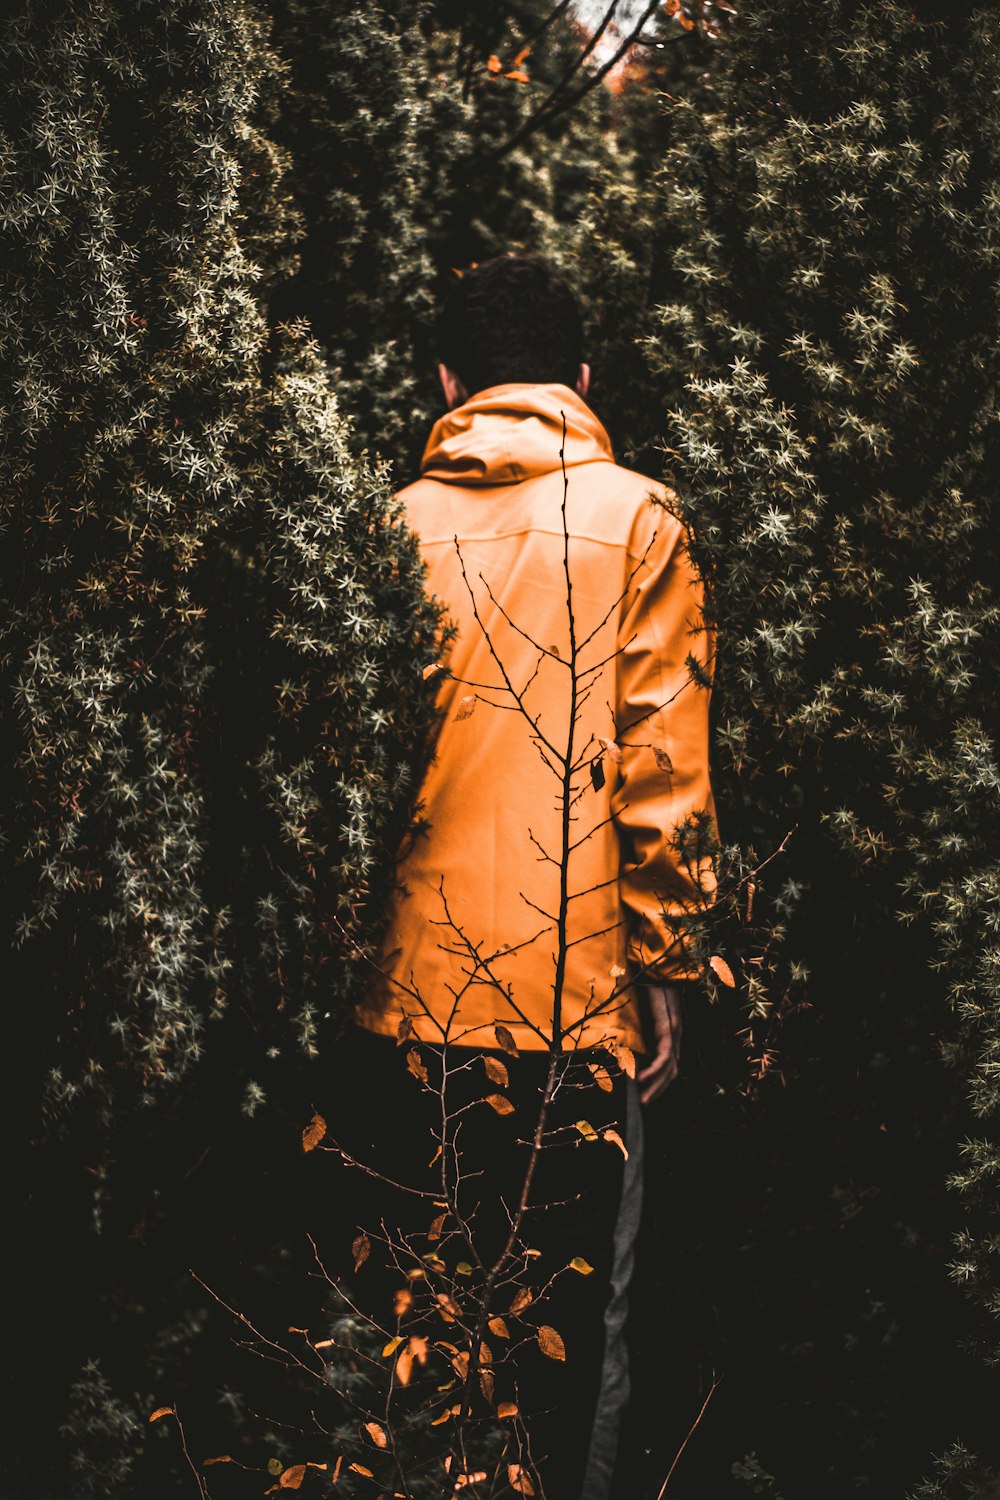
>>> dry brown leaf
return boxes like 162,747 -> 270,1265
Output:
421,662 -> 442,680
454,694 -> 476,722
537,1325 -> 566,1361
427,1212 -> 446,1242
479,1368 -> 495,1402
352,1232 -> 370,1274
364,1421 -> 388,1449
488,1316 -> 510,1338
148,1407 -> 173,1423
202,1456 -> 233,1466
301,1112 -> 326,1153
588,1062 -> 613,1093
653,746 -> 674,773
451,1350 -> 470,1380
599,737 -> 623,765
508,1287 -> 533,1316
508,1462 -> 536,1495
396,1013 -> 414,1046
278,1466 -> 307,1490
603,1128 -> 629,1161
483,1056 -> 509,1087
436,1292 -> 462,1321
484,1093 -> 514,1115
406,1046 -> 429,1083
709,954 -> 737,987
494,1024 -> 519,1057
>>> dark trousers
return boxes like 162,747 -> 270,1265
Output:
319,1026 -> 642,1500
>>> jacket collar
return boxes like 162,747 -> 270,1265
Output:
420,383 -> 614,487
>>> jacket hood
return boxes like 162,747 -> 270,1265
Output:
419,383 -> 614,487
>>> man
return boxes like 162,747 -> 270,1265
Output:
342,255 -> 715,1499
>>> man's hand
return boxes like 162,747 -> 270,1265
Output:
638,984 -> 683,1105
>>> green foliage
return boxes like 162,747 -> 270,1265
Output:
1,0 -> 439,1125
609,0 -> 1000,1491
1,1 -> 439,1492
268,0 -> 632,473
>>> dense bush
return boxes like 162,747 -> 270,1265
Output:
1,1 -> 438,1492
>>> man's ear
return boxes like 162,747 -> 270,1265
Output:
438,363 -> 468,410
575,362 -> 591,399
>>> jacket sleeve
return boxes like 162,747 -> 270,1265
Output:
610,511 -> 716,982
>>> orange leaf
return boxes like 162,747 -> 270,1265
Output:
331,1455 -> 343,1485
382,1335 -> 404,1358
483,1056 -> 509,1088
508,1463 -> 536,1495
574,1119 -> 599,1141
486,53 -> 502,73
301,1112 -> 326,1153
498,1401 -> 519,1419
485,1092 -> 514,1115
588,1062 -> 613,1093
393,1287 -> 413,1317
537,1325 -> 566,1361
513,44 -> 532,66
430,1408 -> 451,1426
613,1043 -> 636,1079
494,1024 -> 519,1056
364,1421 -> 388,1449
395,1346 -> 414,1386
279,1466 -> 307,1490
421,662 -> 442,681
203,1456 -> 233,1466
710,954 -> 736,987
148,1407 -> 174,1423
352,1232 -> 371,1273
436,1291 -> 462,1320
505,68 -> 530,81
508,1287 -> 533,1316
488,1316 -> 510,1338
454,694 -> 476,722
479,1340 -> 493,1364
349,1464 -> 373,1478
451,1350 -> 471,1380
569,1256 -> 594,1275
603,1128 -> 629,1161
409,1335 -> 430,1365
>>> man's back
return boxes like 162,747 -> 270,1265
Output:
357,382 -> 714,1052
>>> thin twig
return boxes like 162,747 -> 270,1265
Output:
656,1376 -> 721,1499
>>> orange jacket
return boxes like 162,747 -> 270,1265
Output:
356,384 -> 715,1053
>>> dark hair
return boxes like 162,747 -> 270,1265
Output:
436,254 -> 584,394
